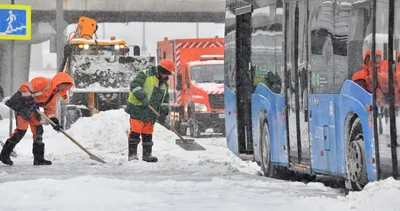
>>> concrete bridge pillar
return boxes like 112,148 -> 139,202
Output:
0,43 -> 31,97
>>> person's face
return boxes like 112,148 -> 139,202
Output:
57,83 -> 71,91
365,55 -> 370,64
375,55 -> 381,64
160,73 -> 170,80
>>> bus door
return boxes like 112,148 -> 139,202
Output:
235,4 -> 253,156
374,0 -> 400,180
285,1 -> 311,165
308,0 -> 338,174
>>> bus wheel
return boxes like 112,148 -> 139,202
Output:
346,118 -> 368,191
260,120 -> 274,177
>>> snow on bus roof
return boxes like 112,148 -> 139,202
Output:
364,33 -> 390,43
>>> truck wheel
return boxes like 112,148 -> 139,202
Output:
179,125 -> 188,136
189,118 -> 201,138
345,118 -> 368,191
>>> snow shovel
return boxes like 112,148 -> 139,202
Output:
36,110 -> 106,164
148,105 -> 206,151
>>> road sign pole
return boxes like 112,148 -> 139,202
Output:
9,41 -> 14,136
1,1 -> 31,136
8,0 -> 15,136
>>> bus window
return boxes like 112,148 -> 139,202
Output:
251,2 -> 283,94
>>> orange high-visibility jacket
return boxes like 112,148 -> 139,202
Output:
19,72 -> 73,118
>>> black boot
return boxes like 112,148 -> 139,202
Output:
142,145 -> 158,162
0,140 -> 17,165
142,134 -> 157,162
33,142 -> 52,165
128,140 -> 139,161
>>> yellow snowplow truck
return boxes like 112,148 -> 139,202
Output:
59,16 -> 155,129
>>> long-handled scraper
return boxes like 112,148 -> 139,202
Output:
148,105 -> 205,151
36,110 -> 106,164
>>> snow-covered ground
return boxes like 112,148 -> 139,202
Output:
0,108 -> 399,211
0,69 -> 399,210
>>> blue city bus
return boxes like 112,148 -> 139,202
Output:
224,0 -> 400,192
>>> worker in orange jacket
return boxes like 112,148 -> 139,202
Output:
394,51 -> 400,105
0,72 -> 73,166
352,50 -> 372,91
352,49 -> 384,93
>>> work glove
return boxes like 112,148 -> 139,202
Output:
157,114 -> 167,125
141,97 -> 149,107
30,102 -> 39,112
50,117 -> 63,132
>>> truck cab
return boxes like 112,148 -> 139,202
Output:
157,37 -> 225,137
179,55 -> 225,137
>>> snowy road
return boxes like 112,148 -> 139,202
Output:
0,109 -> 399,211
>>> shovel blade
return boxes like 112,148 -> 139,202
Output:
90,154 -> 107,164
175,139 -> 206,151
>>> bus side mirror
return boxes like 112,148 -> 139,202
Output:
133,46 -> 140,56
176,74 -> 182,91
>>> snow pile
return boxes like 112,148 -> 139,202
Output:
345,177 -> 400,210
62,109 -> 260,174
66,109 -> 130,154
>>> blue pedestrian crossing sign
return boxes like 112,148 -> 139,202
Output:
0,4 -> 31,40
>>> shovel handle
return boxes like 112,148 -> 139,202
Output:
36,110 -> 106,164
148,105 -> 187,141
37,110 -> 91,155
148,105 -> 161,117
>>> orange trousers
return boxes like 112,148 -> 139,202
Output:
9,112 -> 43,143
128,118 -> 154,138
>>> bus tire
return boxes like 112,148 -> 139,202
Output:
345,118 -> 368,191
260,120 -> 275,177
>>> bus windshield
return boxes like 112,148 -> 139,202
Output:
190,64 -> 224,84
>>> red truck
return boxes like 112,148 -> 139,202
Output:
157,37 -> 225,137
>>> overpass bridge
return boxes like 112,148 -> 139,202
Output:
2,0 -> 226,23
0,0 -> 227,96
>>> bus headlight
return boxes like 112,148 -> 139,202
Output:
114,44 -> 120,50
194,103 -> 207,112
83,44 -> 90,50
